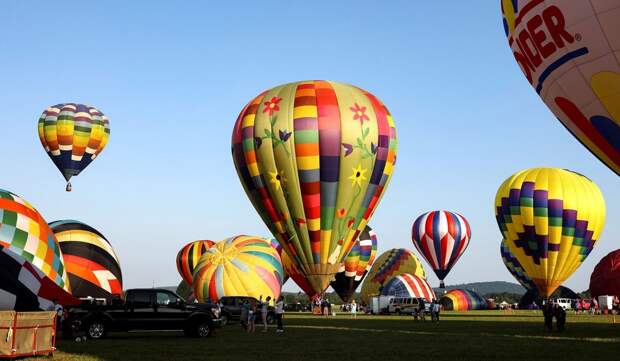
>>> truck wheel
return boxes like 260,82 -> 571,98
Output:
87,321 -> 106,339
195,321 -> 212,338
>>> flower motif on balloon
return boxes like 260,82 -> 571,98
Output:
350,103 -> 369,125
349,164 -> 367,187
263,97 -> 282,116
337,208 -> 347,218
269,170 -> 287,190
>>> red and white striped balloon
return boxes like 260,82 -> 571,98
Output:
411,210 -> 471,287
381,273 -> 436,301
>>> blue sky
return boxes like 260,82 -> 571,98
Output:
1,1 -> 618,293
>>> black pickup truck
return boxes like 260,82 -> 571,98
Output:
63,288 -> 222,339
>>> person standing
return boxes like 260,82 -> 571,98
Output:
247,301 -> 257,333
275,296 -> 285,333
240,300 -> 249,331
432,300 -> 440,322
543,301 -> 554,332
259,296 -> 271,332
350,300 -> 357,319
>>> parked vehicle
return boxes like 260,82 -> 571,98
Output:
284,302 -> 308,312
370,295 -> 393,314
387,297 -> 426,315
63,288 -> 222,339
218,296 -> 275,326
553,298 -> 573,310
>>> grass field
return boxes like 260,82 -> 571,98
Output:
26,311 -> 620,361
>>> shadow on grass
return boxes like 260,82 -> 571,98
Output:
47,317 -> 619,361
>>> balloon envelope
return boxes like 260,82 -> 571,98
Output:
589,249 -> 620,298
360,248 -> 426,304
495,168 -> 606,297
500,240 -> 536,291
380,273 -> 436,301
193,236 -> 284,302
440,289 -> 488,311
38,103 -> 110,188
231,80 -> 398,294
412,210 -> 471,286
331,225 -> 378,302
502,0 -> 620,176
50,220 -> 122,300
0,189 -> 73,310
176,240 -> 215,286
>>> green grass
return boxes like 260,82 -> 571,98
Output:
28,311 -> 620,361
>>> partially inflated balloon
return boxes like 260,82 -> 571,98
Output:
495,168 -> 605,298
440,289 -> 488,311
502,1 -> 620,176
412,210 -> 471,288
232,80 -> 397,294
50,220 -> 122,300
360,248 -> 425,304
330,226 -> 378,302
380,273 -> 436,301
500,240 -> 536,291
193,236 -> 284,302
176,240 -> 215,286
0,189 -> 74,310
38,103 -> 110,191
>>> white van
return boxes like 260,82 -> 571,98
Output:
387,297 -> 422,315
554,298 -> 572,310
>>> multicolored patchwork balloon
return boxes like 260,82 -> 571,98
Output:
176,240 -> 215,286
495,167 -> 606,298
502,1 -> 620,176
440,289 -> 488,311
360,248 -> 426,304
50,220 -> 122,300
232,80 -> 398,294
412,210 -> 471,288
0,189 -> 74,310
192,236 -> 284,302
380,273 -> 436,301
500,240 -> 536,291
38,103 -> 110,191
330,226 -> 378,302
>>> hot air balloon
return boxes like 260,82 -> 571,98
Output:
176,279 -> 196,303
281,250 -> 317,299
500,240 -> 536,291
231,80 -> 398,295
38,103 -> 110,191
176,240 -> 215,286
589,249 -> 620,298
495,167 -> 606,298
440,289 -> 488,311
0,189 -> 74,310
411,210 -> 471,288
330,226 -> 378,302
49,220 -> 122,300
380,273 -> 436,301
502,1 -> 620,176
360,248 -> 426,304
192,236 -> 284,302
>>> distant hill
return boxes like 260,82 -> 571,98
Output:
435,281 -> 526,296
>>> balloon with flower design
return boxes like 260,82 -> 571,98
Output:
501,1 -> 620,176
495,167 -> 606,298
38,103 -> 110,191
231,80 -> 398,295
330,225 -> 378,303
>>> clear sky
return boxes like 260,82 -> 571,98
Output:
1,1 -> 618,293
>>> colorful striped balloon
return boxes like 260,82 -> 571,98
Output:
231,80 -> 398,294
281,250 -> 317,299
500,240 -> 536,291
331,226 -> 378,302
0,189 -> 74,310
360,248 -> 426,304
502,1 -> 620,177
176,279 -> 196,303
495,168 -> 606,298
192,236 -> 284,302
381,273 -> 436,301
412,210 -> 471,288
38,103 -> 110,191
176,240 -> 215,286
440,289 -> 488,311
50,220 -> 123,299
